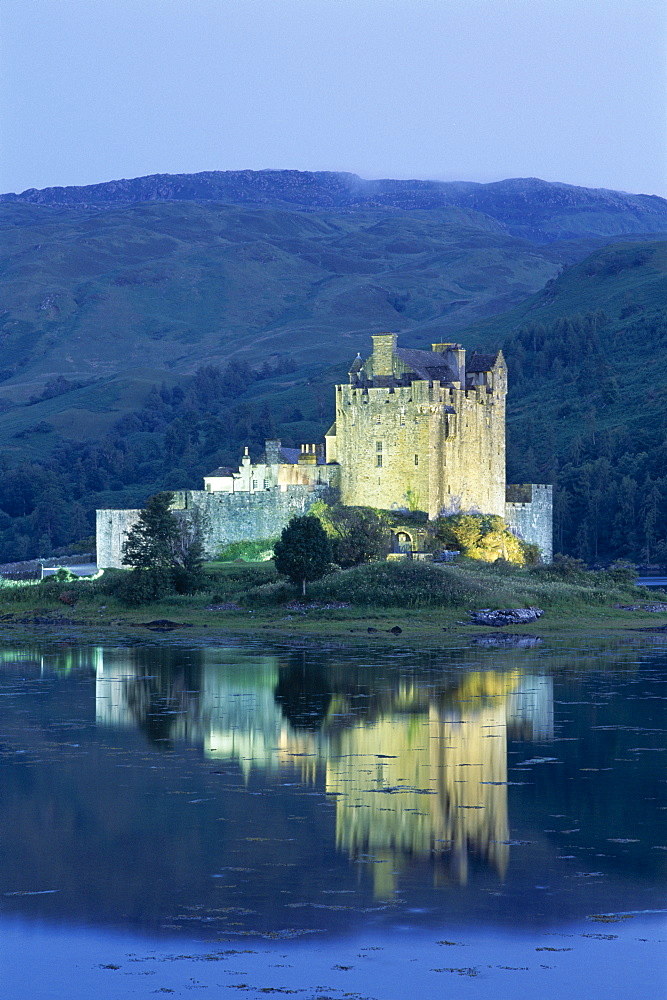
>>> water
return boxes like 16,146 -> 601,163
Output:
0,636 -> 665,998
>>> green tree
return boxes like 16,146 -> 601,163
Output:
122,492 -> 180,602
311,502 -> 390,567
273,515 -> 332,596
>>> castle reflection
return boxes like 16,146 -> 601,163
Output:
95,648 -> 553,893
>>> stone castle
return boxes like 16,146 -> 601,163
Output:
96,334 -> 552,567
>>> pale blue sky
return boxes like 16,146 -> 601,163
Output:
1,0 -> 666,196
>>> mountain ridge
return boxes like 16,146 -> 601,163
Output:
3,170 -> 667,243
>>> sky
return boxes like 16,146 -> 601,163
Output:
1,0 -> 666,197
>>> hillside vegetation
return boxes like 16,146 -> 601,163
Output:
0,199 -> 592,413
1,171 -> 667,564
464,242 -> 667,563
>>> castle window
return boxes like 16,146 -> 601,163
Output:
414,454 -> 419,466
376,454 -> 383,468
376,441 -> 383,451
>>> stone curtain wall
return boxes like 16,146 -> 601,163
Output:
96,486 -> 326,568
334,379 -> 506,519
505,484 -> 553,563
96,508 -> 141,569
179,487 -> 326,558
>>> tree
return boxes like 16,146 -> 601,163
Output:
122,492 -> 180,602
311,502 -> 390,568
273,515 -> 332,596
171,508 -> 207,594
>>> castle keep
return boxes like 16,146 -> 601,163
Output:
327,334 -> 506,518
96,333 -> 552,566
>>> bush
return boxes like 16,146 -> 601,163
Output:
306,560 -> 484,608
217,538 -> 277,562
114,566 -> 174,605
433,513 -> 533,565
310,501 -> 391,567
530,554 -> 589,582
606,560 -> 637,586
239,580 -> 295,606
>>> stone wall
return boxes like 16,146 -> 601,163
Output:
332,377 -> 506,519
96,508 -> 141,569
176,486 -> 327,558
96,486 -> 327,568
505,484 -> 553,563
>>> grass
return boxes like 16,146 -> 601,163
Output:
1,558 -> 664,647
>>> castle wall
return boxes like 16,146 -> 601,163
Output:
96,508 -> 141,569
505,484 -> 553,564
176,487 -> 328,558
96,486 -> 328,568
333,379 -> 505,519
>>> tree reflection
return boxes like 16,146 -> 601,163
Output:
274,651 -> 333,730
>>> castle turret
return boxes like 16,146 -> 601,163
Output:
348,353 -> 363,384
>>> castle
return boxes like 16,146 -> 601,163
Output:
96,334 -> 552,566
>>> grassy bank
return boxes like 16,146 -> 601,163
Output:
1,558 -> 666,645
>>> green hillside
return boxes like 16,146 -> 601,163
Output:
1,173 -> 667,565
460,241 -> 667,563
0,200 -> 578,397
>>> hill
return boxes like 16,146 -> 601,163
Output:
459,241 -> 667,563
1,170 -> 667,564
4,169 -> 667,243
0,198 -> 603,418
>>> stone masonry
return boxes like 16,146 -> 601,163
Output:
505,484 -> 553,564
327,335 -> 506,518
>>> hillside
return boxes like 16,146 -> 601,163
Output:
459,241 -> 667,563
0,198 -> 597,417
1,170 -> 667,565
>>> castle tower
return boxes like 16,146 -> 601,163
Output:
325,333 -> 507,519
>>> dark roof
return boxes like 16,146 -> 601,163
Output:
394,347 -> 458,383
206,466 -> 236,477
466,352 -> 500,373
349,354 -> 363,373
279,447 -> 301,464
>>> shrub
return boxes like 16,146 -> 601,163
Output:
306,560 -> 484,608
310,501 -> 391,567
433,513 -> 532,565
530,554 -> 589,583
217,538 -> 277,562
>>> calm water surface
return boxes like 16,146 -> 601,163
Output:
0,635 -> 665,998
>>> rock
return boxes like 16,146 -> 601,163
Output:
470,632 -> 543,648
367,627 -> 378,633
138,619 -> 194,631
467,607 -> 543,627
58,590 -> 77,606
388,625 -> 402,634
